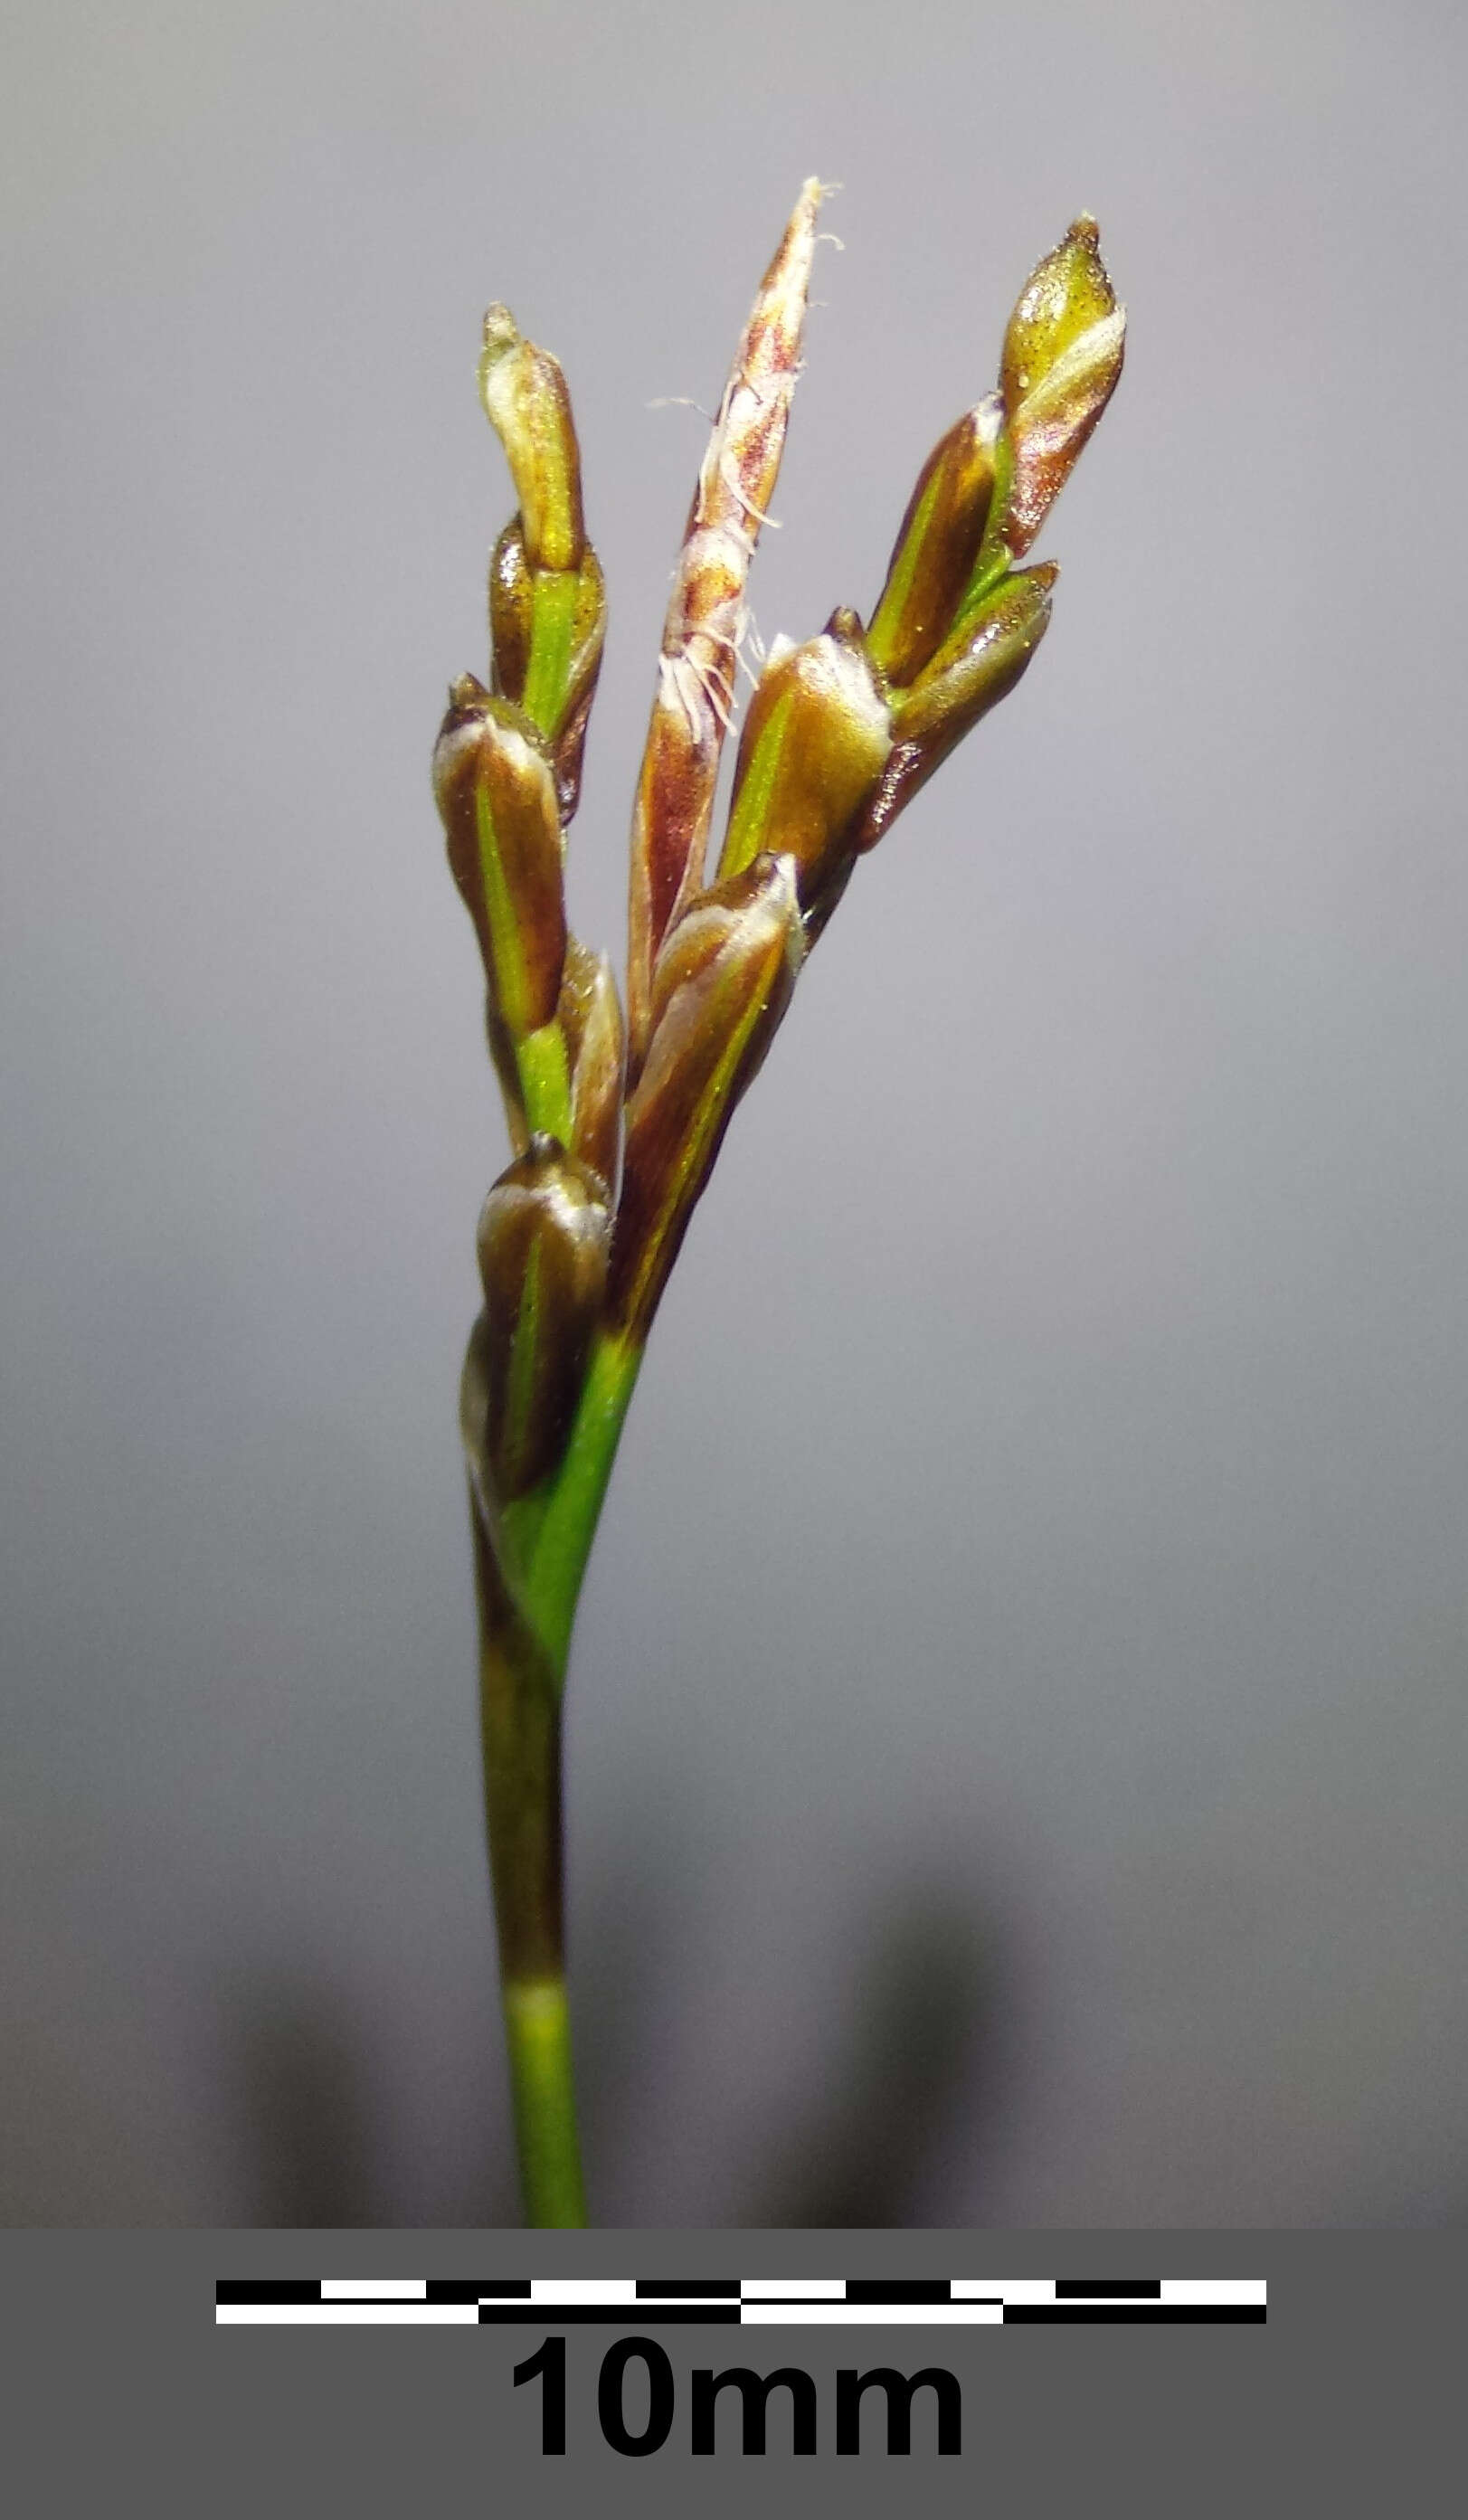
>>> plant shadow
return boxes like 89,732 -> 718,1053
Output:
231,1975 -> 384,2228
743,1892 -> 1009,2229
227,1873 -> 1008,2229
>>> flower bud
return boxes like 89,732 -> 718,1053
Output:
544,548 -> 606,821
488,518 -> 534,700
472,1139 -> 610,1502
610,856 -> 804,1339
478,304 -> 585,573
717,611 -> 893,906
493,524 -> 609,786
556,937 -> 624,1198
432,676 -> 567,1042
856,566 -> 1056,851
999,217 -> 1124,556
866,398 -> 1002,687
489,521 -> 606,822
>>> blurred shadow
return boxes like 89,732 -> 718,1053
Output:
442,2112 -> 520,2230
224,1880 -> 1008,2229
571,1802 -> 700,2220
746,1893 -> 1008,2229
232,1975 -> 382,2227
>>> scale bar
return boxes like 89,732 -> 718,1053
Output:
216,2275 -> 1265,2327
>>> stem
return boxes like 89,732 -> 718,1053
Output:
515,1016 -> 573,1142
473,1329 -> 644,2224
523,570 -> 580,738
523,1331 -> 643,1674
502,1980 -> 585,2227
507,557 -> 582,1150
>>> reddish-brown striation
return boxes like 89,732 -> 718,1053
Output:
625,177 -> 824,1075
469,1140 -> 611,1503
611,854 -> 805,1338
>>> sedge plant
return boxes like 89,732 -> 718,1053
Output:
434,182 -> 1125,2225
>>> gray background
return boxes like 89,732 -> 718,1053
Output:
15,2233 -> 1452,2513
4,0 -> 1465,2226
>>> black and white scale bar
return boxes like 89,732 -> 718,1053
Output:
216,2277 -> 1264,2326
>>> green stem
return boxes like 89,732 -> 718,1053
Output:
474,1328 -> 644,2224
515,1017 -> 573,1142
507,531 -> 579,1129
523,570 -> 579,738
523,1331 -> 643,1675
502,1979 -> 585,2226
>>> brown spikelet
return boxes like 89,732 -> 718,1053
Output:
610,856 -> 804,1340
556,938 -> 625,1198
431,677 -> 568,1042
468,1140 -> 611,1505
625,178 -> 823,1075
